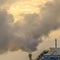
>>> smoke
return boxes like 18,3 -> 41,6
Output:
0,0 -> 60,53
0,9 -> 14,53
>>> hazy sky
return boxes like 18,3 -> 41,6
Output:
0,0 -> 60,60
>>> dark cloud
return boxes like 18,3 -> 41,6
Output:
0,9 -> 14,53
8,14 -> 41,52
0,0 -> 60,53
17,0 -> 60,52
15,0 -> 60,52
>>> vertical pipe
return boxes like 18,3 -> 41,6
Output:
29,54 -> 32,60
55,39 -> 57,49
55,38 -> 57,55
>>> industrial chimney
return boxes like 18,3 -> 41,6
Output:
55,38 -> 57,55
28,53 -> 32,60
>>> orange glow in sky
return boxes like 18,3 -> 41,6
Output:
7,0 -> 48,23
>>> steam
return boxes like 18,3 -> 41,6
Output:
0,0 -> 60,53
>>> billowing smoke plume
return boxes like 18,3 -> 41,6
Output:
0,9 -> 14,53
0,0 -> 60,53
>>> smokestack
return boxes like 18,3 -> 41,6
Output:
55,39 -> 57,49
28,53 -> 32,60
55,38 -> 57,55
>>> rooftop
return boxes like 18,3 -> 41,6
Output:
45,48 -> 60,55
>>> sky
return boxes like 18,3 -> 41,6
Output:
0,0 -> 60,60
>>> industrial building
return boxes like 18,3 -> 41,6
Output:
43,48 -> 60,60
28,39 -> 60,60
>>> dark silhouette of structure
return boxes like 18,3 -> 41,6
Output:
29,53 -> 32,60
28,39 -> 60,60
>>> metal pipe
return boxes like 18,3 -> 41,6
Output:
55,38 -> 57,55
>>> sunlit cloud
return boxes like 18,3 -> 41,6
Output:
7,0 -> 49,23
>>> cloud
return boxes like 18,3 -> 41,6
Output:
0,0 -> 60,53
0,9 -> 14,53
14,0 -> 60,52
13,14 -> 42,51
0,0 -> 16,5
